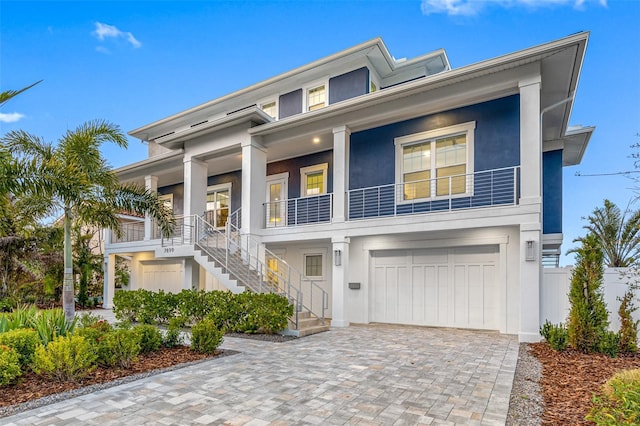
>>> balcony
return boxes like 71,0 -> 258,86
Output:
348,166 -> 520,220
263,193 -> 333,228
110,220 -> 145,243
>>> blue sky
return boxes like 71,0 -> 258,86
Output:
1,0 -> 639,265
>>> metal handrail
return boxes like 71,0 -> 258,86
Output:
347,166 -> 520,219
263,193 -> 333,228
112,219 -> 145,243
228,208 -> 328,324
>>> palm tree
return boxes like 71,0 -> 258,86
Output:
0,80 -> 42,107
580,199 -> 640,267
2,120 -> 174,319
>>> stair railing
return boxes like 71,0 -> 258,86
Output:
227,209 -> 329,324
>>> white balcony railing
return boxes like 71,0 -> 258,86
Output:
263,193 -> 333,228
348,166 -> 520,220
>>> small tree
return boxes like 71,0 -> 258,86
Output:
567,233 -> 610,352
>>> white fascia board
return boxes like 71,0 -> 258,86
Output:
115,149 -> 184,178
153,107 -> 271,148
562,125 -> 595,166
249,32 -> 589,138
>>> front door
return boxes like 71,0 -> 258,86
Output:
205,184 -> 230,228
266,174 -> 288,227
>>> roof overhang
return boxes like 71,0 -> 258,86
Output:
116,149 -> 184,182
561,126 -> 595,166
249,32 -> 591,144
129,38 -> 450,142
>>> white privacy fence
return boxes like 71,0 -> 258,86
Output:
541,267 -> 640,332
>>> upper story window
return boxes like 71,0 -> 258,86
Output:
306,84 -> 326,112
158,193 -> 174,212
300,163 -> 328,197
260,100 -> 277,119
395,122 -> 475,201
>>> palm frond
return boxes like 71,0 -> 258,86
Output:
0,80 -> 43,107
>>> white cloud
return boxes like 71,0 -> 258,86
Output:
93,22 -> 141,48
421,0 -> 607,16
95,46 -> 111,55
0,112 -> 25,123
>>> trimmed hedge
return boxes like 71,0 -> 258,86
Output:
0,345 -> 22,386
113,289 -> 293,334
0,328 -> 40,367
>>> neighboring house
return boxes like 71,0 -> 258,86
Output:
103,33 -> 593,342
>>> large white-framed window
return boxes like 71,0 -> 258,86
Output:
304,80 -> 328,112
302,251 -> 325,280
259,98 -> 278,119
300,163 -> 328,197
394,121 -> 475,202
205,183 -> 231,228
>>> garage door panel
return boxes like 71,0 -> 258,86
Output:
372,246 -> 499,330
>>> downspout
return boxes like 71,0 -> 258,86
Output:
539,92 -> 574,258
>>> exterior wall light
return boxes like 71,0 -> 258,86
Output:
526,240 -> 536,261
334,249 -> 342,266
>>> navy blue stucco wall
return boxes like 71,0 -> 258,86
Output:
267,150 -> 333,199
543,150 -> 563,234
208,170 -> 242,213
329,67 -> 369,105
349,95 -> 520,189
157,183 -> 184,216
279,89 -> 302,119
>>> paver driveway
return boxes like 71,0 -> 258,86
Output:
3,324 -> 518,425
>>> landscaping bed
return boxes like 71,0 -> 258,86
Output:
530,342 -> 640,425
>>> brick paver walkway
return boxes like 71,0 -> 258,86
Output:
3,315 -> 518,425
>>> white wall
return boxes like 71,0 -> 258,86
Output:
541,267 -> 640,332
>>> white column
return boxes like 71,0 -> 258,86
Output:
519,225 -> 542,342
332,126 -> 350,223
241,136 -> 267,236
183,157 -> 208,218
331,236 -> 350,327
103,254 -> 116,309
183,259 -> 199,290
144,175 -> 158,240
519,75 -> 542,205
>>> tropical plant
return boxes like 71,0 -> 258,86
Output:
2,120 -> 175,320
580,199 -> 640,267
30,308 -> 77,345
0,80 -> 42,107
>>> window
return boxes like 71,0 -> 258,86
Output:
205,183 -> 231,228
158,193 -> 173,212
300,163 -> 328,197
304,254 -> 323,278
260,100 -> 277,119
395,122 -> 475,201
306,84 -> 326,111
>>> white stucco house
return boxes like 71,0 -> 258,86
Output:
103,33 -> 594,341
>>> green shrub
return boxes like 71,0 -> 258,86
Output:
163,317 -> 185,348
540,321 -> 569,351
33,335 -> 97,382
190,319 -> 223,354
0,328 -> 40,367
0,345 -> 22,386
208,291 -> 244,332
113,289 -> 143,322
30,308 -> 77,345
97,329 -> 140,368
567,234 -> 609,353
586,369 -> 640,425
2,304 -> 38,332
132,324 -> 162,353
77,312 -> 104,328
617,290 -> 639,354
599,331 -> 620,358
73,320 -> 113,347
176,290 -> 211,325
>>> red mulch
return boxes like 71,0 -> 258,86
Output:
530,342 -> 640,425
0,347 -> 221,408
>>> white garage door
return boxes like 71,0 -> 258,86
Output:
372,246 -> 499,330
141,262 -> 183,293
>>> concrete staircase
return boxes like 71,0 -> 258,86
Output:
287,311 -> 330,337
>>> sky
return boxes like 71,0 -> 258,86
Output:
1,0 -> 639,265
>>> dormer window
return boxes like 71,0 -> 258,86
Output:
260,100 -> 277,119
306,84 -> 326,111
